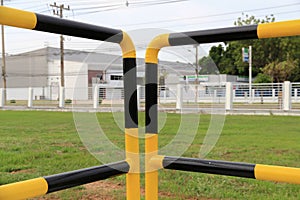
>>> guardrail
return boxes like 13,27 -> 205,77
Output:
0,6 -> 140,200
0,5 -> 299,200
144,19 -> 300,199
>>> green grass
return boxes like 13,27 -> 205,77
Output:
0,111 -> 299,199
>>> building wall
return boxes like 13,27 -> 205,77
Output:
0,51 -> 48,88
48,60 -> 88,100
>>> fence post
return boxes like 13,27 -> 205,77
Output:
28,87 -> 33,108
93,85 -> 99,109
213,90 -> 217,98
283,81 -> 291,111
272,89 -> 276,101
137,85 -> 141,111
233,89 -> 236,99
59,87 -> 65,108
251,89 -> 255,103
176,84 -> 183,110
225,82 -> 233,110
0,88 -> 4,107
294,88 -> 298,101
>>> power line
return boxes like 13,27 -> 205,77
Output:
115,2 -> 300,27
72,0 -> 189,16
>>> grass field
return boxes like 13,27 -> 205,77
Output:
0,111 -> 299,199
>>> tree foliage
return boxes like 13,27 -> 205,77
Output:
262,56 -> 298,83
199,14 -> 300,82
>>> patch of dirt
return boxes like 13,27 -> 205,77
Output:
81,181 -> 125,200
53,142 -> 75,147
10,168 -> 35,174
32,180 -> 221,200
273,149 -> 289,155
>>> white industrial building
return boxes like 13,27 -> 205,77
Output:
0,47 -> 197,100
0,47 -> 249,102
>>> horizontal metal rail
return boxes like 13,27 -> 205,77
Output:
151,156 -> 300,185
0,161 -> 129,200
0,6 -> 122,42
0,6 -> 137,58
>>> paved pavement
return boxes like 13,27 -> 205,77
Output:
1,105 -> 300,116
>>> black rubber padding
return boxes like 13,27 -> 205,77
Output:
44,161 -> 129,193
123,58 -> 138,128
35,14 -> 123,43
169,25 -> 258,46
163,156 -> 255,178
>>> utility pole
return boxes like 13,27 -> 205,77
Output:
1,0 -> 7,101
50,2 -> 70,87
194,44 -> 199,103
249,45 -> 252,103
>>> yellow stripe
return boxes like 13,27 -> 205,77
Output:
125,128 -> 140,199
145,133 -> 159,200
150,155 -> 165,170
145,171 -> 158,200
145,134 -> 158,155
257,19 -> 300,39
255,164 -> 300,184
145,34 -> 170,64
0,177 -> 48,200
0,6 -> 37,29
125,128 -> 140,173
120,31 -> 136,58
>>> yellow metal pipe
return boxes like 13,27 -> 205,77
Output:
145,33 -> 170,64
0,6 -> 37,29
257,19 -> 300,39
0,177 -> 48,200
255,164 -> 300,184
145,134 -> 159,200
120,31 -> 136,59
125,128 -> 140,199
144,33 -> 170,200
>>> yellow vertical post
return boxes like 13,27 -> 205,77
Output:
120,31 -> 140,200
145,134 -> 159,200
125,128 -> 140,199
145,34 -> 170,200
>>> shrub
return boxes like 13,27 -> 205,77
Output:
65,99 -> 72,104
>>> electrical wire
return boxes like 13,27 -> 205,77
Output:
115,2 -> 300,27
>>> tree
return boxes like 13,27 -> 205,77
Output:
262,56 -> 298,83
254,73 -> 272,83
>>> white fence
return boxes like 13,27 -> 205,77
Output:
1,82 -> 300,111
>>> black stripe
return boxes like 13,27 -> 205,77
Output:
44,161 -> 129,193
145,63 -> 158,134
123,58 -> 138,128
163,156 -> 255,179
169,25 -> 258,46
35,14 -> 122,43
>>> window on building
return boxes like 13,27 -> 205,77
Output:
110,75 -> 123,80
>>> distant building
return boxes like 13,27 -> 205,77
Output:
0,47 -> 194,100
0,47 -> 247,101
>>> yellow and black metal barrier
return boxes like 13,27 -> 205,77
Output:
0,161 -> 129,199
0,5 -> 300,200
0,6 -> 140,200
145,19 -> 300,200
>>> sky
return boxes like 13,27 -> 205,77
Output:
1,0 -> 300,57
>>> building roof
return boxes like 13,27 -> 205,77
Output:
15,47 -> 195,73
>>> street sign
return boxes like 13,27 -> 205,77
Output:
242,47 -> 249,62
